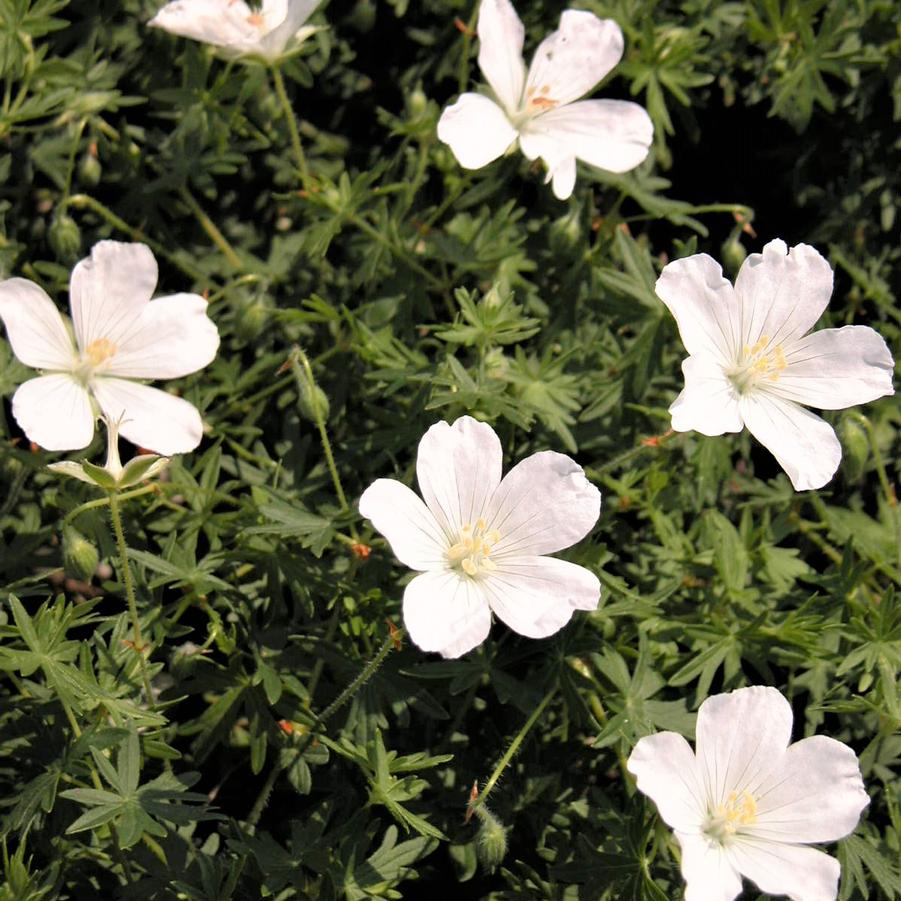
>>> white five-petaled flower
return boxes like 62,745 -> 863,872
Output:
436,0 -> 653,200
657,239 -> 895,491
358,416 -> 601,658
627,686 -> 869,901
149,0 -> 320,62
0,241 -> 220,455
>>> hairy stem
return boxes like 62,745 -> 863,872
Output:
470,685 -> 557,815
271,64 -> 310,189
109,492 -> 155,707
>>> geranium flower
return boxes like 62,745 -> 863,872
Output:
358,416 -> 601,658
0,241 -> 219,454
656,239 -> 894,490
627,686 -> 869,901
436,0 -> 653,200
148,0 -> 319,62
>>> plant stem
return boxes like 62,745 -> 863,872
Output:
271,64 -> 310,189
585,429 -> 678,480
63,484 -> 157,526
288,347 -> 349,514
108,492 -> 155,707
61,118 -> 87,203
315,630 -> 397,729
850,412 -> 900,566
179,186 -> 243,270
63,194 -> 207,282
246,628 -> 399,827
470,685 -> 556,814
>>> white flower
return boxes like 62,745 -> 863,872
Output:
627,686 -> 870,901
148,0 -> 320,62
358,416 -> 601,658
0,241 -> 220,454
436,0 -> 653,200
656,239 -> 895,491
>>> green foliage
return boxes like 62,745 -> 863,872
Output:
0,0 -> 898,898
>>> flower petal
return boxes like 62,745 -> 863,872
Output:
669,354 -> 742,436
92,378 -> 204,455
259,0 -> 319,59
12,375 -> 94,451
627,732 -> 706,833
358,478 -> 448,571
485,450 -> 600,557
739,391 -> 841,491
734,239 -> 834,348
148,0 -> 263,49
548,156 -> 576,200
520,99 -> 653,180
104,293 -> 220,379
726,839 -> 840,901
69,242 -> 158,351
477,0 -> 526,115
415,416 -> 503,535
655,252 -> 742,366
773,325 -> 894,410
437,93 -> 518,170
402,570 -> 491,658
695,687 -> 793,812
677,832 -> 744,901
525,12 -> 623,108
0,278 -> 74,370
483,555 -> 599,639
750,735 -> 869,843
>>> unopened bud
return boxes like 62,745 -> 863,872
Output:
48,213 -> 81,262
62,526 -> 99,582
78,152 -> 102,186
297,381 -> 330,423
720,236 -> 746,275
474,807 -> 508,871
840,414 -> 870,482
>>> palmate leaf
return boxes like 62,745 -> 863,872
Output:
59,726 -> 216,849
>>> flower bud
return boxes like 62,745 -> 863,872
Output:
840,414 -> 870,482
474,807 -> 508,871
407,87 -> 427,119
48,213 -> 81,262
297,380 -> 330,423
720,235 -> 746,275
62,526 -> 99,582
78,152 -> 102,186
235,292 -> 273,341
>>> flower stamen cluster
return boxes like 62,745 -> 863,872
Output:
703,790 -> 758,844
447,518 -> 502,577
726,334 -> 787,394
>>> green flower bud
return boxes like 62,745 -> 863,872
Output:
62,526 -> 99,582
78,152 -> 102,186
297,381 -> 330,423
840,414 -> 870,482
720,236 -> 746,275
474,807 -> 508,871
48,213 -> 81,262
407,87 -> 427,119
236,292 -> 273,341
549,206 -> 584,256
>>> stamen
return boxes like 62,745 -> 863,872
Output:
85,337 -> 118,368
703,790 -> 758,844
446,518 -> 502,578
726,334 -> 787,394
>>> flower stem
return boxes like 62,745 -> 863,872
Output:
271,64 -> 310,189
288,346 -> 349,515
62,194 -> 207,282
849,412 -> 900,566
469,685 -> 557,815
246,628 -> 399,826
64,484 -> 157,526
178,186 -> 243,270
108,491 -> 155,707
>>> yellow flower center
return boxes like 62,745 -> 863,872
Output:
247,11 -> 265,27
447,518 -> 501,578
85,337 -> 118,368
703,790 -> 758,844
524,84 -> 558,115
726,334 -> 787,393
